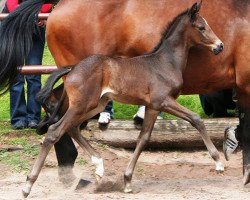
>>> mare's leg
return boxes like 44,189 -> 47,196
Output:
69,127 -> 104,180
161,97 -> 224,171
233,28 -> 250,185
54,134 -> 78,185
238,106 -> 250,185
124,107 -> 159,193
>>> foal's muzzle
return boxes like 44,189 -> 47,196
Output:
212,42 -> 224,55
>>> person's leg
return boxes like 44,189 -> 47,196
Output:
207,91 -> 228,117
133,106 -> 163,129
26,74 -> 41,127
199,94 -> 214,116
10,74 -> 27,129
26,28 -> 45,128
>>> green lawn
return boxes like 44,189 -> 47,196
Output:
0,44 -> 207,122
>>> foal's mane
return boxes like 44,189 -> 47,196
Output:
151,9 -> 189,53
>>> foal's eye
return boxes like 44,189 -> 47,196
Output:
198,26 -> 205,32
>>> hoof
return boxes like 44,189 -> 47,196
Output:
215,161 -> 224,172
58,167 -> 76,187
95,174 -> 102,183
124,187 -> 133,193
91,156 -> 104,180
75,179 -> 92,190
22,189 -> 29,198
243,165 -> 250,185
124,182 -> 133,193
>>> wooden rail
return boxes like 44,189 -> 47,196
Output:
83,118 -> 239,149
17,65 -> 58,75
0,13 -> 49,21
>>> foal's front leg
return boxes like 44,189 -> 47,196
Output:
161,97 -> 224,171
124,107 -> 159,193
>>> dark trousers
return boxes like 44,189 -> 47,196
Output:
199,89 -> 236,117
104,101 -> 113,115
10,28 -> 45,125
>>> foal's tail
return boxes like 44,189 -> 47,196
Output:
36,66 -> 72,135
0,0 -> 58,94
36,66 -> 72,105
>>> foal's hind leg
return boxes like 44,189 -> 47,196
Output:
22,119 -> 67,198
69,127 -> 104,180
161,97 -> 224,171
23,98 -> 109,197
124,107 -> 159,193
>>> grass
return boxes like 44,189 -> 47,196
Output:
0,129 -> 41,172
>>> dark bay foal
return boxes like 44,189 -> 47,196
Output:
23,2 -> 224,197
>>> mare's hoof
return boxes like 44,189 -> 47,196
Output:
243,165 -> 250,185
58,167 -> 76,187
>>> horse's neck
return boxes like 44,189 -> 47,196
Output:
156,28 -> 190,73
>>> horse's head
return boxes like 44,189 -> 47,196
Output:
187,1 -> 224,55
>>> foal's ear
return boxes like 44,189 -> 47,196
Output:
188,1 -> 202,21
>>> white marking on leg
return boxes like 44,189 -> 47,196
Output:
100,87 -> 115,98
215,160 -> 224,172
91,156 -> 104,178
22,181 -> 32,197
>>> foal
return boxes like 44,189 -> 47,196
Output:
23,2 -> 224,197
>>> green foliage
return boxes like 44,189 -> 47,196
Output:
0,150 -> 30,172
0,143 -> 39,172
78,158 -> 88,166
113,95 -> 206,120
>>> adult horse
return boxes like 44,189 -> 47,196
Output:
0,0 -> 250,185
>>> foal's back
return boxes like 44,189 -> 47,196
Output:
66,53 -> 180,107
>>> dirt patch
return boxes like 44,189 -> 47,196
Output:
0,141 -> 250,200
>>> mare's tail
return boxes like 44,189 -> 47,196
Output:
0,0 -> 58,94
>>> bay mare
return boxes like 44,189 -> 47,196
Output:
21,3 -> 226,196
0,0 -> 250,185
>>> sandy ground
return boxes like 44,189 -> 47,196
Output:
0,141 -> 250,200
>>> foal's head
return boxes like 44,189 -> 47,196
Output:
186,1 -> 224,55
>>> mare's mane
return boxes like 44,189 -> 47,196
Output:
151,9 -> 189,53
